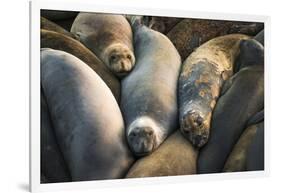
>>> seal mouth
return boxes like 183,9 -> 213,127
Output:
115,71 -> 129,78
134,151 -> 151,157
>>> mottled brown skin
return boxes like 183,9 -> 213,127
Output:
178,34 -> 250,148
40,29 -> 121,102
223,123 -> 260,172
167,19 -> 264,59
41,17 -> 77,38
71,13 -> 135,78
126,131 -> 197,178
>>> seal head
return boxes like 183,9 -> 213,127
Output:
103,43 -> 135,78
127,116 -> 163,157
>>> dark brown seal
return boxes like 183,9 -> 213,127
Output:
223,123 -> 260,172
234,38 -> 264,72
40,29 -> 121,102
246,121 -> 264,171
197,65 -> 264,174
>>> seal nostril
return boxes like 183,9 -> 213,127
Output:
147,130 -> 153,136
194,135 -> 202,146
196,116 -> 203,126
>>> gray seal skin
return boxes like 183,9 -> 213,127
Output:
40,29 -> 121,102
126,131 -> 197,178
254,29 -> 264,46
197,65 -> 264,174
41,91 -> 71,183
223,123 -> 261,172
178,34 -> 250,148
41,49 -> 134,181
71,13 -> 135,78
41,17 -> 76,38
246,121 -> 264,171
234,38 -> 264,72
167,19 -> 263,60
121,22 -> 181,157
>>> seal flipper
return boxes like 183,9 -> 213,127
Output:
220,75 -> 236,97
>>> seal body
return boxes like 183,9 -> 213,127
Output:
41,49 -> 134,181
223,123 -> 260,172
254,29 -> 264,45
167,19 -> 263,59
197,65 -> 264,174
41,17 -> 76,38
126,131 -> 197,178
246,121 -> 265,171
178,34 -> 250,148
40,29 -> 121,102
71,13 -> 135,77
234,38 -> 264,72
41,91 -> 71,183
121,24 -> 181,157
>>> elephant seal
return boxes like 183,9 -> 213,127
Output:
197,65 -> 264,174
246,121 -> 265,171
121,22 -> 181,157
41,17 -> 76,38
234,38 -> 264,72
254,29 -> 264,46
41,49 -> 134,181
223,122 -> 261,172
41,91 -> 71,183
41,29 -> 121,102
178,34 -> 250,148
71,13 -> 135,77
126,131 -> 197,178
167,19 -> 263,59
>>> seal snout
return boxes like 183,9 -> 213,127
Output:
180,111 -> 208,148
128,126 -> 155,157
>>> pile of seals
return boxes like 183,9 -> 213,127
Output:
40,10 -> 265,183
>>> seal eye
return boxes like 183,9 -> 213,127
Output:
147,131 -> 153,136
110,55 -> 117,62
127,55 -> 131,60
